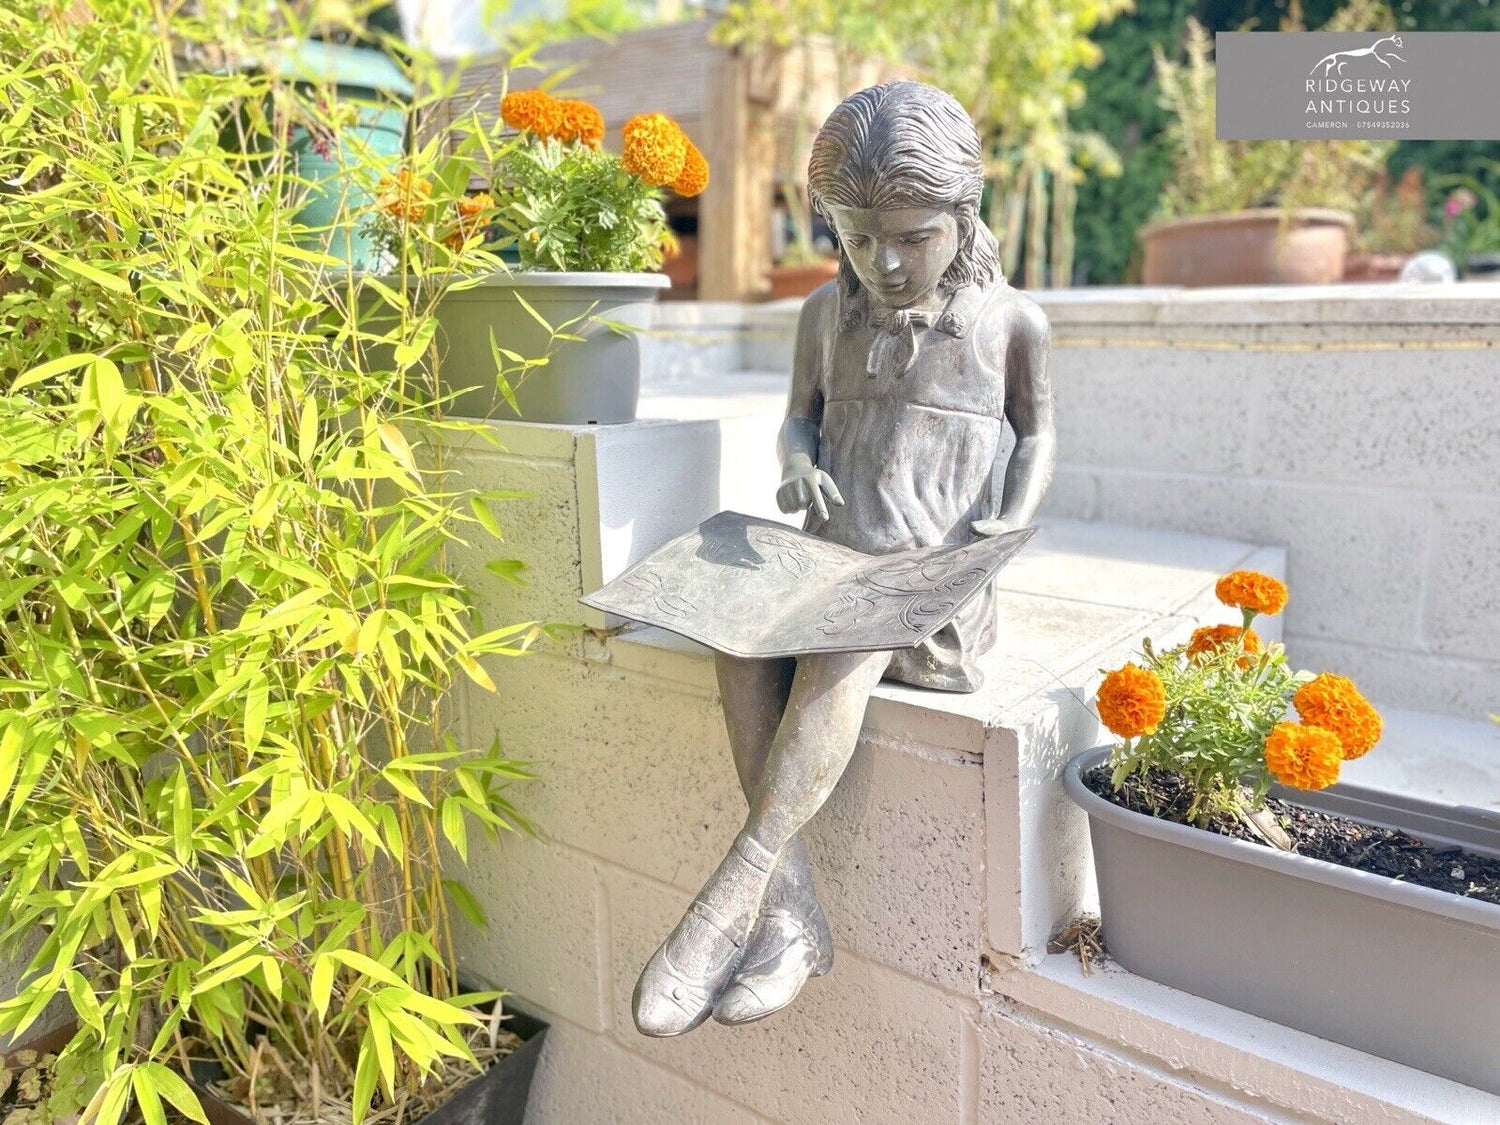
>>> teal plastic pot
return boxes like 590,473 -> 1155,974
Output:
290,103 -> 406,272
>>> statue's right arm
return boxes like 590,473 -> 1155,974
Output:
776,285 -> 844,521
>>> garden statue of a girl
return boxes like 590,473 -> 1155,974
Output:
591,80 -> 1055,1036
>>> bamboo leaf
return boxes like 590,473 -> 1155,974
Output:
243,673 -> 268,753
298,397 -> 319,463
138,1064 -> 207,1125
10,352 -> 94,392
132,1067 -> 168,1125
378,422 -> 418,477
352,1032 -> 379,1125
310,954 -> 336,1019
443,878 -> 486,928
468,496 -> 504,540
34,244 -> 131,294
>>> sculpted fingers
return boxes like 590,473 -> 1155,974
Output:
817,471 -> 845,508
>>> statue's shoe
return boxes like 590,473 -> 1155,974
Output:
633,899 -> 749,1037
633,833 -> 777,1037
712,907 -> 831,1026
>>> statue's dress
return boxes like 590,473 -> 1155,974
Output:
799,281 -> 1008,692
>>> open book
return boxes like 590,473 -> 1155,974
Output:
581,511 -> 1035,659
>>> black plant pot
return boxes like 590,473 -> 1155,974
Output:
1465,251 -> 1500,278
416,1009 -> 548,1125
187,1006 -> 549,1124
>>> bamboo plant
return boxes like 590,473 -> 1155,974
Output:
0,1 -> 544,1122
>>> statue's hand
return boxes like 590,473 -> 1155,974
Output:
971,517 -> 1022,538
777,455 -> 844,522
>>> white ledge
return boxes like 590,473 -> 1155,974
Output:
990,953 -> 1500,1125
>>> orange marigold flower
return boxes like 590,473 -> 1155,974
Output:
444,192 -> 494,251
672,139 -> 709,197
501,88 -> 563,137
555,99 -> 606,147
1185,624 -> 1262,666
1293,672 -> 1382,760
1096,663 -> 1167,740
1214,570 -> 1289,617
621,112 -> 688,186
1263,721 -> 1343,790
376,170 -> 431,223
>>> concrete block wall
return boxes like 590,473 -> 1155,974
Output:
704,284 -> 1500,720
438,414 -> 1352,1124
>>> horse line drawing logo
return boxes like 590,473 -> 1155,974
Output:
1310,34 -> 1405,76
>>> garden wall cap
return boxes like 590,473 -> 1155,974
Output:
1064,746 -> 1500,933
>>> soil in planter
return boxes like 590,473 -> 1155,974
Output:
1084,765 -> 1500,907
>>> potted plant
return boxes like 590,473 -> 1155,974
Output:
1065,570 -> 1500,1095
1435,166 -> 1500,280
365,88 -> 708,424
1140,18 -> 1389,287
1344,166 -> 1437,281
0,2 -> 547,1121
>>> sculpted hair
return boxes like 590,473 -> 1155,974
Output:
807,81 -> 1003,297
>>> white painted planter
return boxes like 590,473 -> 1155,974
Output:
1064,746 -> 1500,1095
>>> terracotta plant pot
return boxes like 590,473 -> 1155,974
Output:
765,258 -> 839,300
1065,746 -> 1500,1095
1343,250 -> 1410,282
1140,208 -> 1355,287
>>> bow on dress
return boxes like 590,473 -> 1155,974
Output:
853,286 -> 977,380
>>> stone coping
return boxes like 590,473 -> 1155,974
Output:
661,282 -> 1500,336
990,953 -> 1500,1125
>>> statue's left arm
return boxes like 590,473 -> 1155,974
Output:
973,296 -> 1056,537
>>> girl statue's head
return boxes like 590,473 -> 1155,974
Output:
808,81 -> 1002,310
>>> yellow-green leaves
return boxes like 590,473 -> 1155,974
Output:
0,0 -> 539,1116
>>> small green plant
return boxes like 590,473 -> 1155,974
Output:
492,137 -> 672,272
1152,16 -> 1390,220
1352,166 -> 1437,255
1435,163 -> 1500,272
0,1 -> 540,1121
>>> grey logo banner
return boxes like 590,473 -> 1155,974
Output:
1217,32 -> 1500,140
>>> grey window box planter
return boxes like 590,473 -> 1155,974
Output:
1064,746 -> 1500,1096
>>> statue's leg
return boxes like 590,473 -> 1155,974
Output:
633,649 -> 890,1037
713,653 -> 835,1026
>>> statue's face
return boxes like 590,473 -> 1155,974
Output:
824,204 -> 960,309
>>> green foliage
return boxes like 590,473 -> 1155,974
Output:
1351,166 -> 1436,254
493,138 -> 671,272
0,1 -> 538,1121
1111,640 -> 1307,822
1433,163 -> 1500,269
1073,0 -> 1500,282
716,0 -> 1131,284
1152,16 -> 1390,219
900,0 -> 1133,286
714,0 -> 899,264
